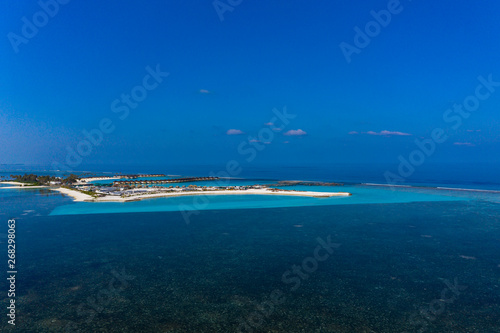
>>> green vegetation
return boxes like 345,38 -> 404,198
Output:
10,173 -> 79,186
61,174 -> 79,184
77,190 -> 99,198
10,174 -> 57,185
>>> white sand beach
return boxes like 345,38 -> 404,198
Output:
92,188 -> 351,202
2,181 -> 27,185
51,187 -> 94,202
0,181 -> 49,189
78,177 -> 123,183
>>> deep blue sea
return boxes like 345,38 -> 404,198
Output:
1,164 -> 499,332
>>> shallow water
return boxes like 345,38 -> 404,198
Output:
1,200 -> 499,332
49,185 -> 473,216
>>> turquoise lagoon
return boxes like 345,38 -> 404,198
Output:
50,185 -> 473,216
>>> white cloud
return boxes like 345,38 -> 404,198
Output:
454,142 -> 475,146
366,130 -> 411,136
226,129 -> 244,135
284,129 -> 307,136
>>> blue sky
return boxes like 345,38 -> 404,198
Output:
1,0 -> 499,170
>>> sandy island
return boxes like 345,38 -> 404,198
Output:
1,181 -> 352,203
49,187 -> 351,203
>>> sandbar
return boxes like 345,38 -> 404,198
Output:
0,181 -> 49,189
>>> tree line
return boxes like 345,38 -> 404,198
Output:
10,174 -> 79,185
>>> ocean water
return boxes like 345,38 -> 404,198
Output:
1,167 -> 500,332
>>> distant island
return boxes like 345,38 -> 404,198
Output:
1,173 -> 352,202
265,180 -> 344,187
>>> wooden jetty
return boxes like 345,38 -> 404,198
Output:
113,176 -> 219,186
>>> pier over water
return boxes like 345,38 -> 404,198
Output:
113,176 -> 219,186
